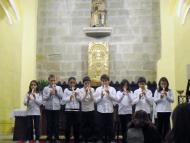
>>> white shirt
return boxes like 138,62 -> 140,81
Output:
62,88 -> 80,111
24,93 -> 42,116
154,89 -> 174,112
43,85 -> 63,110
78,87 -> 95,112
133,88 -> 153,114
116,91 -> 134,115
94,86 -> 117,113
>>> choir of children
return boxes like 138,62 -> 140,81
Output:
24,75 -> 174,143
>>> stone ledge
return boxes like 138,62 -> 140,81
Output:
83,27 -> 112,38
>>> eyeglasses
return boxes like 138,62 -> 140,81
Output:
31,84 -> 37,86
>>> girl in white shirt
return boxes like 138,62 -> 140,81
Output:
116,79 -> 134,143
62,77 -> 80,143
154,77 -> 174,140
24,80 -> 42,142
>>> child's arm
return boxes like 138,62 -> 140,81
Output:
154,90 -> 162,103
115,91 -> 125,103
55,86 -> 64,99
107,87 -> 117,101
133,90 -> 140,104
62,88 -> 71,103
77,89 -> 86,101
89,88 -> 95,101
145,90 -> 153,105
43,87 -> 51,101
24,94 -> 29,106
34,93 -> 43,106
166,90 -> 174,103
128,91 -> 135,105
75,88 -> 81,101
94,88 -> 103,103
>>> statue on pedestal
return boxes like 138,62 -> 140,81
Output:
91,0 -> 107,27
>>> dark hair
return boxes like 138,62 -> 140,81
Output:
100,74 -> 109,81
120,79 -> 131,92
128,110 -> 152,128
48,74 -> 55,80
28,80 -> 40,94
158,77 -> 169,92
166,103 -> 190,143
128,110 -> 161,143
83,76 -> 91,83
137,77 -> 146,84
68,76 -> 76,83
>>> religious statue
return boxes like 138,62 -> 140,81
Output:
91,0 -> 107,27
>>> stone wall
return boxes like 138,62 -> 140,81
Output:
37,0 -> 160,82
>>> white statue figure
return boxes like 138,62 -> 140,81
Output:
91,0 -> 107,27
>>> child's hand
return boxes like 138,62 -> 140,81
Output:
123,90 -> 129,96
70,95 -> 74,101
27,95 -> 30,100
160,91 -> 166,98
139,93 -> 144,99
102,90 -> 108,96
50,89 -> 56,95
29,94 -> 34,100
74,91 -> 79,97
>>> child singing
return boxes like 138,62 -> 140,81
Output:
62,77 -> 81,143
24,80 -> 42,142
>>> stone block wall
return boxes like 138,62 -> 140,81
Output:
37,0 -> 160,82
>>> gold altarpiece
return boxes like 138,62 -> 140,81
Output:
88,42 -> 109,85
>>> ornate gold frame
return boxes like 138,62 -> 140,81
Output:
88,42 -> 109,85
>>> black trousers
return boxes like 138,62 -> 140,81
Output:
157,112 -> 171,140
96,112 -> 114,143
81,111 -> 95,142
65,111 -> 80,143
119,114 -> 132,143
45,110 -> 60,140
26,115 -> 40,140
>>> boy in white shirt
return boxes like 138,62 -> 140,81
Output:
43,74 -> 63,142
94,74 -> 117,143
133,77 -> 153,119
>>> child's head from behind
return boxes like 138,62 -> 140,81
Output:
165,103 -> 190,143
172,103 -> 190,133
132,110 -> 149,125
